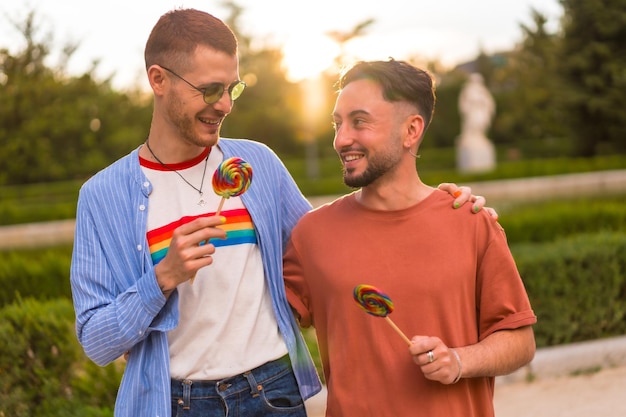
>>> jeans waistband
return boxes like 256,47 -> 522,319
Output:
171,355 -> 292,409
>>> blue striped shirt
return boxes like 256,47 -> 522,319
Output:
70,138 -> 321,416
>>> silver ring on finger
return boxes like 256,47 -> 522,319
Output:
427,350 -> 434,363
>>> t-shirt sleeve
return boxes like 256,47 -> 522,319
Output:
477,222 -> 537,340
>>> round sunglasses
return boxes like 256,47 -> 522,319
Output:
159,65 -> 246,104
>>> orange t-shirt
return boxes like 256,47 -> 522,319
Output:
284,190 -> 536,417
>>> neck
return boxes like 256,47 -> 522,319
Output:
356,172 -> 433,211
142,138 -> 211,199
142,136 -> 209,164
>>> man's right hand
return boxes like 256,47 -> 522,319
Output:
154,216 -> 227,296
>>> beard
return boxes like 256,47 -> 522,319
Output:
342,142 -> 403,188
166,90 -> 220,147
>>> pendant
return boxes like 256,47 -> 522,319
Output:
197,192 -> 206,206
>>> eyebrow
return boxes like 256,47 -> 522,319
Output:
333,109 -> 371,119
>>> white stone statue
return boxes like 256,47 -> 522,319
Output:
456,73 -> 496,173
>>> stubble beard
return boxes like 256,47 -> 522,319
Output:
167,92 -> 221,148
342,145 -> 402,188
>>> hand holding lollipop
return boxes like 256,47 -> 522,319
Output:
212,157 -> 253,216
353,284 -> 411,345
190,157 -> 253,285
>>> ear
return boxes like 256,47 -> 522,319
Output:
404,114 -> 425,150
147,65 -> 167,97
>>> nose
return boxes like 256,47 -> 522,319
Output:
333,124 -> 352,152
213,90 -> 234,114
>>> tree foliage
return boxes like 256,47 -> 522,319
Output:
1,3 -> 625,186
0,298 -> 122,416
0,11 -> 151,185
489,9 -> 568,157
219,2 -> 304,154
448,1 -> 626,159
557,0 -> 626,156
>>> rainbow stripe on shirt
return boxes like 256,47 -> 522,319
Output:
147,208 -> 257,265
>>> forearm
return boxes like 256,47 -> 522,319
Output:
73,270 -> 168,365
456,326 -> 536,378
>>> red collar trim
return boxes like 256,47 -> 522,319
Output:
140,146 -> 211,171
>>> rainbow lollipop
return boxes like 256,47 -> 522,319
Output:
353,284 -> 411,345
190,157 -> 253,285
212,157 -> 253,215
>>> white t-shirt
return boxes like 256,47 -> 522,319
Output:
141,145 -> 287,380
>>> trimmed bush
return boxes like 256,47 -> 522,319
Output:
500,195 -> 626,243
0,180 -> 81,226
0,298 -> 122,417
0,246 -> 73,308
513,232 -> 626,348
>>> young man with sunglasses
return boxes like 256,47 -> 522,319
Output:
70,9 -> 489,417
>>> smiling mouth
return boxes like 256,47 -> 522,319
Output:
199,116 -> 221,126
341,152 -> 366,167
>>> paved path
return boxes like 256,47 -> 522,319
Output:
494,365 -> 626,417
305,365 -> 626,417
308,169 -> 626,208
2,169 -> 625,249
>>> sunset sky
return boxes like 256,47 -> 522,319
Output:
1,0 -> 562,89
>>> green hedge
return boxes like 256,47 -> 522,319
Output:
499,195 -> 626,243
1,154 -> 625,224
0,246 -> 73,308
0,180 -> 81,226
0,298 -> 122,417
513,232 -> 626,348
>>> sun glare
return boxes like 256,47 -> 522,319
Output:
281,35 -> 340,82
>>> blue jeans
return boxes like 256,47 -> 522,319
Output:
170,355 -> 307,417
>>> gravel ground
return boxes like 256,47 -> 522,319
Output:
305,364 -> 626,416
494,365 -> 626,417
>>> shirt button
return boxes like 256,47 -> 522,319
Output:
139,204 -> 146,211
143,181 -> 150,188
137,245 -> 142,251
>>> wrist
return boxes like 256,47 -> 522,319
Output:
451,348 -> 463,384
160,284 -> 175,298
154,265 -> 176,297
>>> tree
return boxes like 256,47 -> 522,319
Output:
219,1 -> 304,156
489,9 -> 568,157
558,0 -> 626,156
0,11 -> 151,185
326,18 -> 375,71
424,69 -> 465,149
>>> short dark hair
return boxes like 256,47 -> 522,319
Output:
144,8 -> 238,71
338,59 -> 436,131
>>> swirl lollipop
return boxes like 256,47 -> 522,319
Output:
190,157 -> 253,285
212,157 -> 253,215
353,284 -> 411,345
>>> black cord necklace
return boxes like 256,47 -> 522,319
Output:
145,138 -> 210,206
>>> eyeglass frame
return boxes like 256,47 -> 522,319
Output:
158,65 -> 246,104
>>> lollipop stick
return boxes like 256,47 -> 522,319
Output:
215,197 -> 226,216
384,316 -> 411,345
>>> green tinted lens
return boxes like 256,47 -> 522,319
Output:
203,83 -> 226,104
202,81 -> 245,104
229,81 -> 246,101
